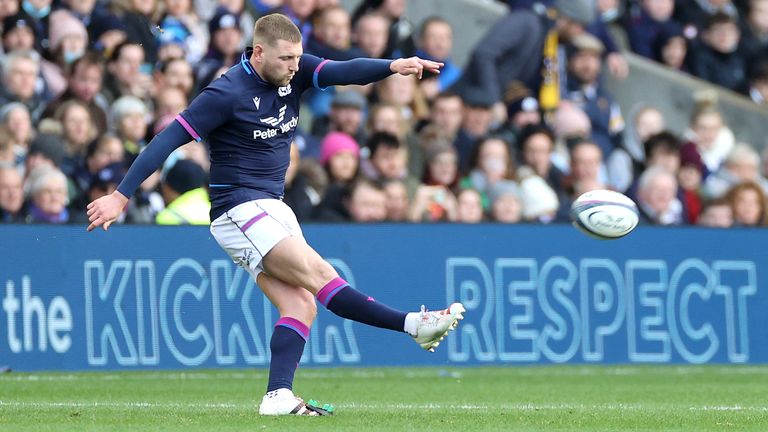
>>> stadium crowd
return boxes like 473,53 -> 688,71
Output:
0,0 -> 767,227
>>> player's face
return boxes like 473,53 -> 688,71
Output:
260,39 -> 302,87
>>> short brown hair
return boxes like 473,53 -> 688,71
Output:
253,13 -> 302,48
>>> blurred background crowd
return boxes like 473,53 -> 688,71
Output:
1,0 -> 768,227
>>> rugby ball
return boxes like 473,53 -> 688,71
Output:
570,190 -> 639,240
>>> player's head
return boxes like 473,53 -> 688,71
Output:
251,13 -> 303,87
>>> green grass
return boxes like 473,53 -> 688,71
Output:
1,366 -> 767,431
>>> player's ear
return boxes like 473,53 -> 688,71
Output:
252,44 -> 264,61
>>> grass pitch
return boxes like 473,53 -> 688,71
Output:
1,366 -> 767,431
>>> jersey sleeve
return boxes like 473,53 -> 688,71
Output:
297,53 -> 394,92
177,79 -> 234,141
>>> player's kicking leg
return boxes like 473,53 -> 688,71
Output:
261,236 -> 466,352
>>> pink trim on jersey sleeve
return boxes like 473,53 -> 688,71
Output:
175,114 -> 202,142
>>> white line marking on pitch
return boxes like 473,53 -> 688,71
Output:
2,401 -> 767,412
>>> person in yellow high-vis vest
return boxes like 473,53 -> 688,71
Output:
155,159 -> 211,225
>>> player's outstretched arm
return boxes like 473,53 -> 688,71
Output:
86,120 -> 192,232
313,55 -> 443,88
389,57 -> 443,80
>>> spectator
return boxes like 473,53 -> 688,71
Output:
275,0 -> 317,42
110,0 -> 160,65
40,10 -> 89,98
156,0 -> 207,63
54,100 -> 98,175
352,0 -> 417,58
461,135 -> 516,209
103,42 -> 152,103
458,0 -> 594,117
365,102 -> 422,178
18,0 -> 52,53
25,133 -> 65,175
347,177 -> 388,223
564,33 -> 625,160
23,165 -> 70,224
607,106 -> 666,192
652,21 -> 689,71
2,13 -> 36,54
675,0 -> 739,35
455,187 -> 484,223
196,8 -> 244,86
0,50 -> 46,123
70,133 -> 125,207
0,102 -> 34,156
689,13 -> 747,91
697,197 -> 734,227
517,125 -> 565,194
549,100 -> 593,174
156,159 -> 210,225
41,52 -> 109,134
627,0 -> 678,59
416,16 -> 461,99
306,5 -> 363,60
154,86 -> 188,120
562,140 -> 606,210
365,132 -> 420,196
111,95 -> 149,163
681,95 -> 734,175
69,161 -> 125,222
636,166 -> 684,225
703,143 -> 768,198
153,57 -> 195,99
0,166 -> 25,222
374,73 -> 429,125
741,0 -> 768,61
424,91 -> 463,142
314,131 -> 361,222
311,90 -> 368,150
454,89 -> 496,172
421,142 -> 459,190
725,180 -> 768,226
489,180 -> 522,223
679,139 -> 706,223
625,131 -> 684,207
353,12 -> 390,59
383,178 -> 409,221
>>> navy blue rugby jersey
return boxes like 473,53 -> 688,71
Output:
176,49 -> 329,220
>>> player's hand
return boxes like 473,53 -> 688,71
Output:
86,191 -> 129,232
390,57 -> 443,79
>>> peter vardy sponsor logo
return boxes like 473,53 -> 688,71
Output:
253,116 -> 298,139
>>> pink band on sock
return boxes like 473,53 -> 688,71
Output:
276,317 -> 310,340
316,277 -> 349,307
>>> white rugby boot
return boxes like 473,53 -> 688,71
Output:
258,388 -> 334,416
411,303 -> 465,352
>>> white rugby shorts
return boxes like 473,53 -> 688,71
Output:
210,199 -> 303,276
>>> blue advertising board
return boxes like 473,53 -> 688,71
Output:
0,224 -> 766,371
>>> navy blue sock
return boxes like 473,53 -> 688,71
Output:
316,277 -> 407,332
267,317 -> 309,392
